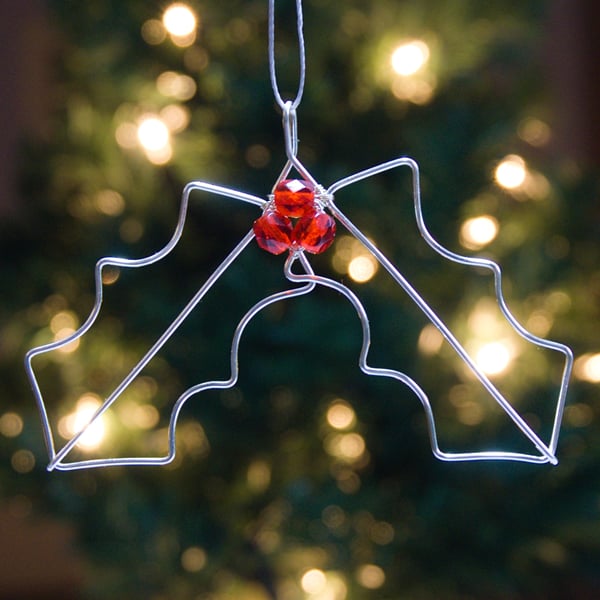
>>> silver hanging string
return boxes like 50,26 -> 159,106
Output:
271,100 -> 318,191
268,0 -> 306,110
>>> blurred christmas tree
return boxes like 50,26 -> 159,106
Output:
2,0 -> 600,598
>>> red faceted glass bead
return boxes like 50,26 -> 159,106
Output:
253,210 -> 293,255
274,179 -> 316,218
293,211 -> 336,254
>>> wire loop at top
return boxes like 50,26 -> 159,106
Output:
268,0 -> 306,110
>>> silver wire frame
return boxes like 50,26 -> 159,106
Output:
24,101 -> 573,470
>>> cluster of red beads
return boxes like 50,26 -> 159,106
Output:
253,179 -> 336,255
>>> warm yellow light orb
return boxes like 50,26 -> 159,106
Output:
50,310 -> 78,334
326,400 -> 356,430
95,189 -> 125,216
160,104 -> 191,133
247,459 -> 271,492
141,19 -> 166,45
518,117 -> 551,147
156,71 -> 197,100
301,569 -> 327,594
54,326 -> 80,353
0,412 -> 24,438
356,564 -> 386,589
11,450 -> 36,473
115,122 -> 138,149
338,433 -> 366,460
459,215 -> 499,249
475,341 -> 512,376
137,116 -> 170,152
575,353 -> 600,383
391,40 -> 430,76
181,546 -> 207,572
348,255 -> 378,283
418,324 -> 444,355
495,155 -> 527,190
59,394 -> 107,450
162,3 -> 197,37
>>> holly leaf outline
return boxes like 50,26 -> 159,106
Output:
25,156 -> 573,470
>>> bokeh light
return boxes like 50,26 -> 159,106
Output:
332,235 -> 378,283
456,401 -> 485,426
95,189 -> 125,216
137,116 -> 172,165
340,433 -> 365,460
475,341 -> 513,376
11,449 -> 35,474
160,104 -> 191,133
245,144 -> 271,168
326,399 -> 356,430
388,39 -> 435,103
574,353 -> 600,383
181,546 -> 207,572
156,71 -> 197,101
53,327 -> 80,353
300,569 -> 347,599
58,394 -> 107,450
523,171 -> 551,200
50,310 -> 76,332
50,310 -> 78,335
163,3 -> 198,46
163,3 -> 197,37
301,569 -> 328,595
115,122 -> 138,149
391,77 -> 435,104
322,505 -> 346,530
356,564 -> 386,589
325,432 -> 366,463
391,40 -> 430,76
120,218 -> 144,243
141,19 -> 166,45
370,520 -> 395,545
131,404 -> 159,429
247,459 -> 271,492
0,412 -> 24,438
459,215 -> 499,250
178,421 -> 211,459
418,323 -> 444,356
518,117 -> 551,147
348,255 -> 378,283
526,310 -> 553,337
495,155 -> 527,190
137,116 -> 170,152
101,266 -> 120,285
564,403 -> 594,427
334,468 -> 361,494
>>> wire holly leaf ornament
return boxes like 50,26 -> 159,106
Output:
25,0 -> 573,471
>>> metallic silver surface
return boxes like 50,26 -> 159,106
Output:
25,1 -> 573,470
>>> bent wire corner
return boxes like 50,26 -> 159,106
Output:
25,182 -> 265,471
326,156 -> 573,464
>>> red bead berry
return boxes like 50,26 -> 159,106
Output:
253,210 -> 293,255
293,211 -> 336,254
274,179 -> 316,218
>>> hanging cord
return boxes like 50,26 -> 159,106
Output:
268,0 -> 306,110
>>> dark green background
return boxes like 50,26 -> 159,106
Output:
1,1 -> 599,598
